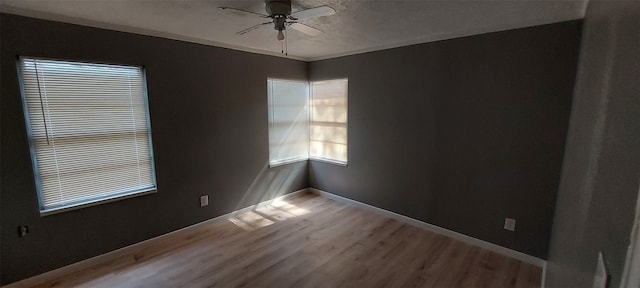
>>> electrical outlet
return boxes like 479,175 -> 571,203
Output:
504,218 -> 516,231
18,226 -> 29,237
200,195 -> 209,207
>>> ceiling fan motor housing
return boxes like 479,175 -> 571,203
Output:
265,0 -> 292,17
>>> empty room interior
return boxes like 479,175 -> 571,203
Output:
1,0 -> 639,287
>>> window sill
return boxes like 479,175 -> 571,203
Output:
309,157 -> 348,167
40,188 -> 157,216
269,157 -> 309,168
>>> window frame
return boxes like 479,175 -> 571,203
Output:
309,78 -> 349,166
267,78 -> 310,167
17,56 -> 158,216
266,78 -> 349,168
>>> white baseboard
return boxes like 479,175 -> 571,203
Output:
308,188 -> 546,268
541,261 -> 547,288
2,188 -> 309,288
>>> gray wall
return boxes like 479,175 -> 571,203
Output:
545,1 -> 640,288
1,14 -> 308,285
309,21 -> 582,258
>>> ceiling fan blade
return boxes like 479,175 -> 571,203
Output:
237,22 -> 272,35
288,22 -> 323,37
219,7 -> 269,18
289,5 -> 336,20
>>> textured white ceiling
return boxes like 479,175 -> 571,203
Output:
0,0 -> 586,61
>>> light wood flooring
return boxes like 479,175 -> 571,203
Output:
18,192 -> 541,288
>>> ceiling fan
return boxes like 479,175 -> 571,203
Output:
219,0 -> 336,42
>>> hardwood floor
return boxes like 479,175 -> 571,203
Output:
18,192 -> 541,288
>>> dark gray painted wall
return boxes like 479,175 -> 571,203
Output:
1,14 -> 308,285
545,2 -> 640,288
309,21 -> 582,258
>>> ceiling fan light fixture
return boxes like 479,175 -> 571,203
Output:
277,30 -> 285,41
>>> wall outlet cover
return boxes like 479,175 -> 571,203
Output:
200,195 -> 209,207
18,226 -> 29,237
504,218 -> 516,231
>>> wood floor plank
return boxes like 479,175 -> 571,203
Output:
453,249 -> 493,288
432,243 -> 479,288
355,225 -> 436,288
138,200 -> 352,287
16,192 -> 542,288
241,217 -> 398,287
397,235 -> 458,288
206,206 -> 387,287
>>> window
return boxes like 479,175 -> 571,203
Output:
310,79 -> 348,164
18,58 -> 157,215
267,79 -> 309,166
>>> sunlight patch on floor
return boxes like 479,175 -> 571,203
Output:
228,199 -> 309,231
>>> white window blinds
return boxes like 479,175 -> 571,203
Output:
267,79 -> 310,166
19,58 -> 157,214
310,79 -> 348,164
